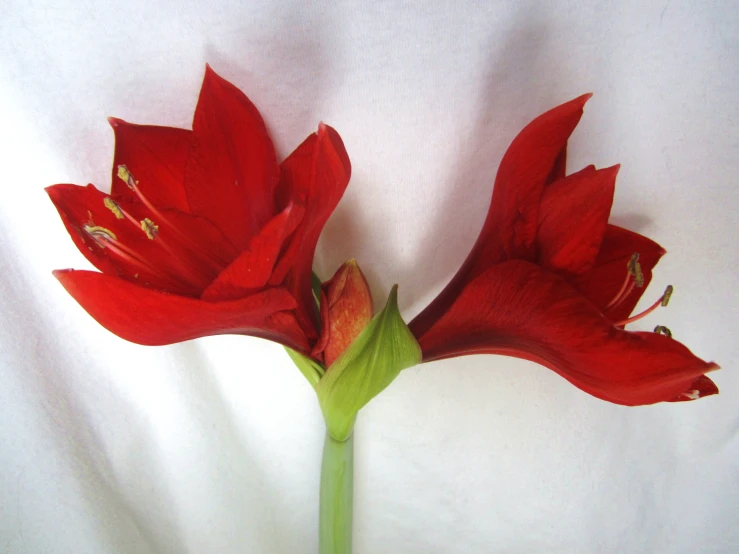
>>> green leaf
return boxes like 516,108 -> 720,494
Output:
285,347 -> 324,389
316,285 -> 422,441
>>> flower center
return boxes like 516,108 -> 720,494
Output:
82,166 -> 231,292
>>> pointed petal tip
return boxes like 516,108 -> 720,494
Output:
203,63 -> 222,82
107,116 -> 126,128
706,361 -> 721,372
565,93 -> 593,113
578,92 -> 594,105
668,373 -> 720,402
601,163 -> 621,179
52,268 -> 76,282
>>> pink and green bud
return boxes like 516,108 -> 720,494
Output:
312,260 -> 373,367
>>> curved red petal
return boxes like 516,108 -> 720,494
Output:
472,93 -> 592,266
411,95 -> 591,340
667,375 -> 719,402
536,165 -> 618,282
201,204 -> 304,301
579,224 -> 666,321
54,269 -> 310,351
109,119 -> 192,212
547,145 -> 568,184
413,260 -> 718,406
184,65 -> 280,249
269,123 -> 352,340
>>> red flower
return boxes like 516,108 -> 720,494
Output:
409,95 -> 719,405
47,66 -> 351,354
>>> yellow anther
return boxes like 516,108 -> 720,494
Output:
627,252 -> 644,288
83,224 -> 117,241
141,218 -> 159,240
661,285 -> 673,307
117,165 -> 136,189
103,197 -> 125,219
654,325 -> 672,338
627,252 -> 639,273
633,263 -> 644,288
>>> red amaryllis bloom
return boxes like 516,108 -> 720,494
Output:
409,95 -> 719,405
47,66 -> 350,354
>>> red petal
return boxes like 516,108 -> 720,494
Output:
472,94 -> 592,266
269,123 -> 352,340
579,224 -> 666,321
413,260 -> 718,406
667,375 -> 719,402
201,204 -> 304,301
411,95 -> 591,340
536,165 -> 618,282
547,145 -> 568,184
184,65 -> 280,249
109,119 -> 192,212
54,269 -> 310,351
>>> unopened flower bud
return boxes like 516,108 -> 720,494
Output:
312,260 -> 373,367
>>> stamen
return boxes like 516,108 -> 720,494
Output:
141,218 -> 159,240
117,165 -> 137,190
654,325 -> 673,338
632,261 -> 644,288
83,224 -> 117,242
104,196 -> 142,229
116,164 -> 227,271
605,252 -> 642,310
661,285 -> 673,307
627,252 -> 639,275
100,195 -> 215,288
605,274 -> 632,310
84,224 -> 170,281
141,217 -> 213,288
84,223 -> 207,292
103,197 -> 125,219
615,285 -> 674,327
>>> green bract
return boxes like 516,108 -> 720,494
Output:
286,346 -> 324,388
286,285 -> 421,441
316,285 -> 421,441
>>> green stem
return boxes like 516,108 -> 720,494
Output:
319,431 -> 354,554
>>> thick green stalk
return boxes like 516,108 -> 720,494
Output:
319,431 -> 354,554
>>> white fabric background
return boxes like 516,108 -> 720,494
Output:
1,1 -> 737,552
